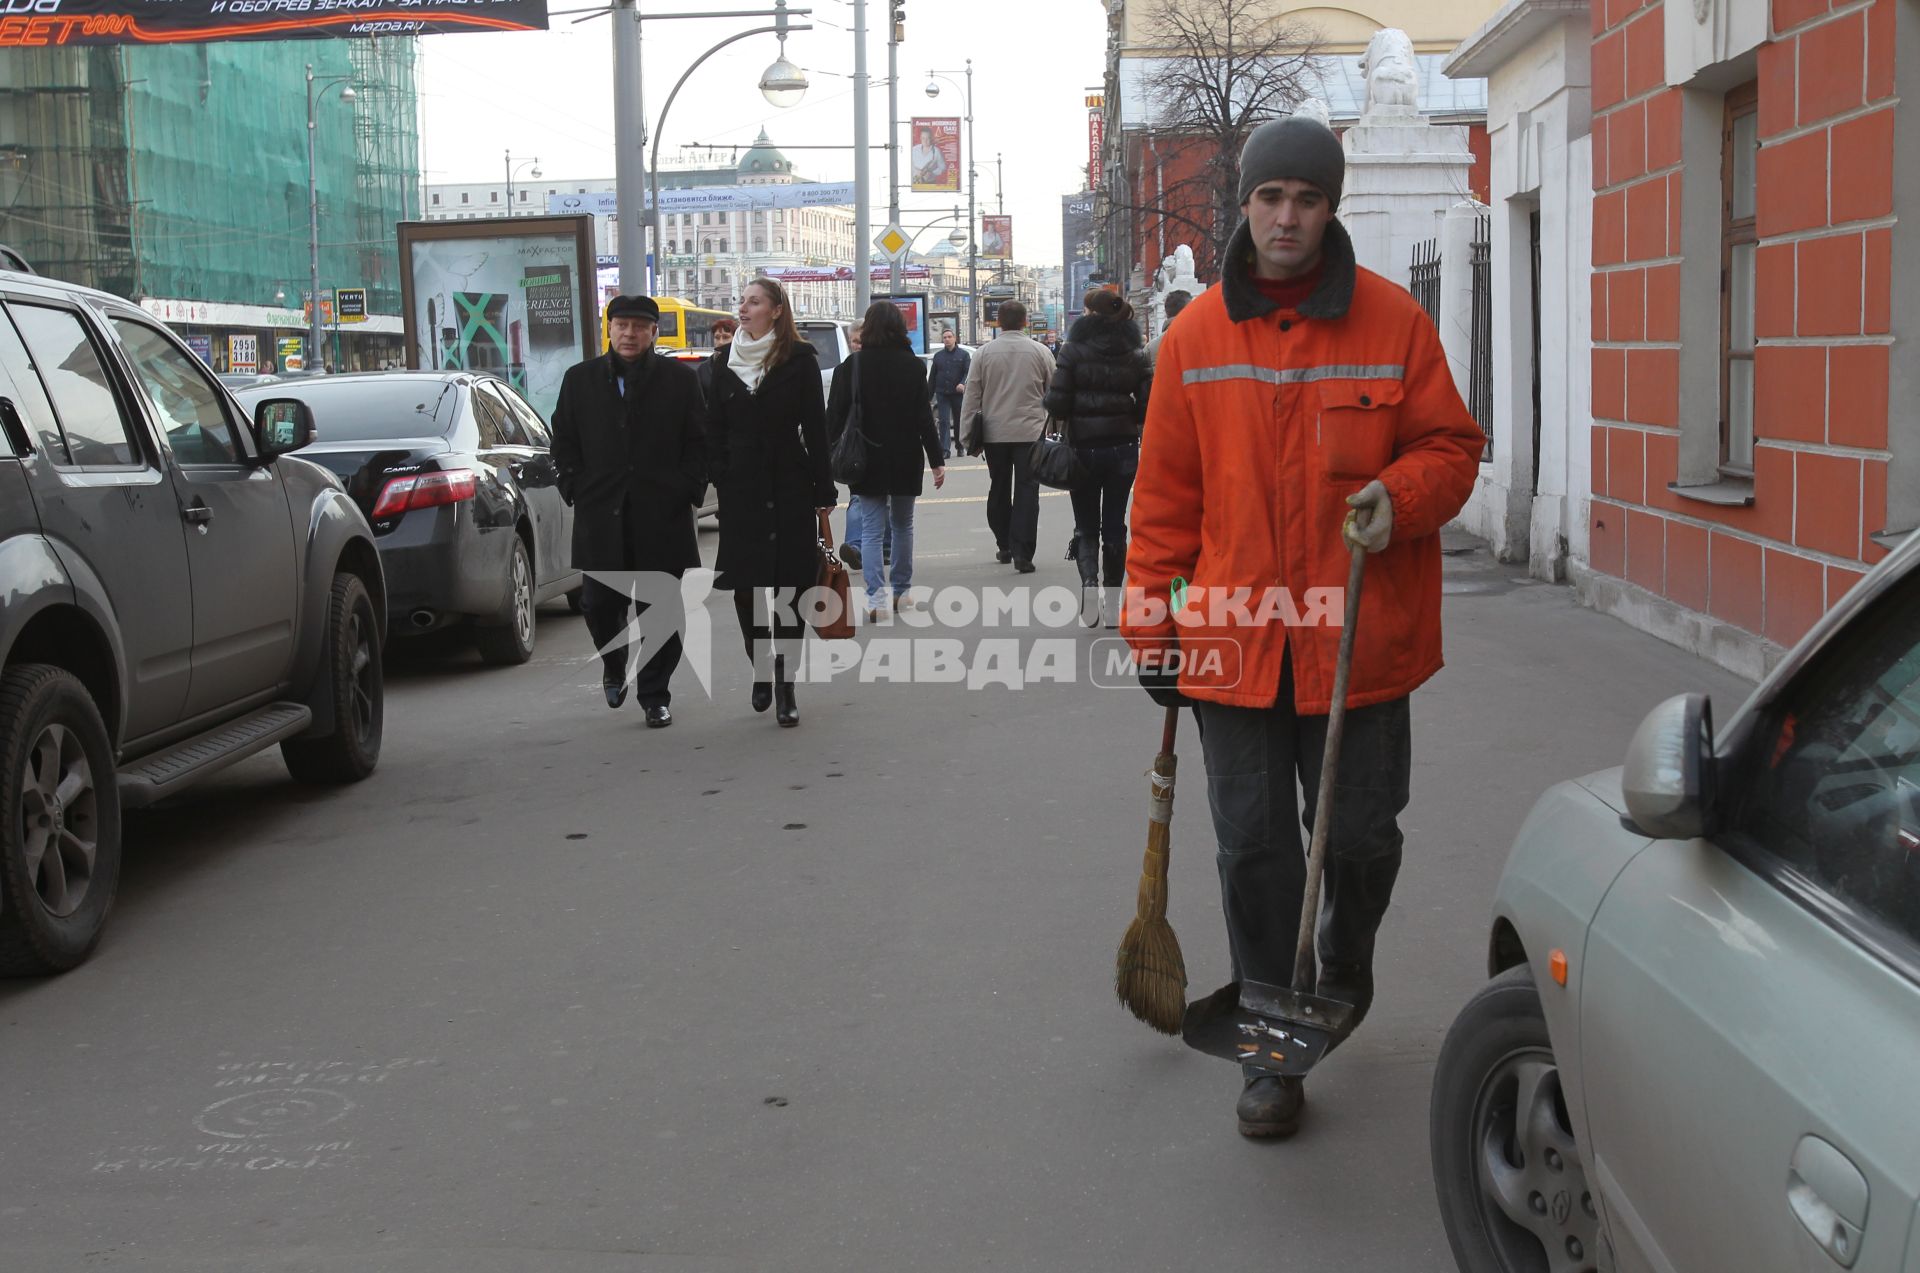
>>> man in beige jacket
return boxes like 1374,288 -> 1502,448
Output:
958,301 -> 1055,571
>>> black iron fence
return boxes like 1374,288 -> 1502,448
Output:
1468,214 -> 1493,454
1410,234 -> 1440,327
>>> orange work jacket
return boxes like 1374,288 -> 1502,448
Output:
1122,219 -> 1485,714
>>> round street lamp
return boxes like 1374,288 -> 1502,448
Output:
340,86 -> 357,103
947,226 -> 967,247
924,80 -> 939,99
759,56 -> 808,108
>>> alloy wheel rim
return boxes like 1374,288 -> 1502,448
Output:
347,611 -> 376,742
18,722 -> 98,918
1470,1047 -> 1600,1273
513,549 -> 533,647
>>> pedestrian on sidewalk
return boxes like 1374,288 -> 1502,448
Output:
829,300 -> 946,620
551,293 -> 708,729
928,327 -> 970,458
1122,116 -> 1484,1138
837,326 -> 890,572
706,277 -> 838,728
958,300 -> 1053,572
695,315 -> 737,402
1145,288 -> 1191,370
1046,288 -> 1151,627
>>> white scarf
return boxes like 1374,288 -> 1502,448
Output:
727,326 -> 775,393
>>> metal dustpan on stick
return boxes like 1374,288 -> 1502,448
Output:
1181,540 -> 1370,1079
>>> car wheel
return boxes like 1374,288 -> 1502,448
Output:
474,538 -> 536,666
282,572 -> 383,784
0,664 -> 121,975
1431,965 -> 1601,1273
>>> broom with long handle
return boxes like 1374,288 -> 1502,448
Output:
1115,704 -> 1187,1035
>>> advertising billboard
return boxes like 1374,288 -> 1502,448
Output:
1061,193 -> 1096,324
276,336 -> 306,373
981,215 -> 1013,261
335,287 -> 367,324
909,118 -> 962,193
228,334 -> 257,374
397,215 -> 597,422
884,293 -> 931,356
0,0 -> 549,47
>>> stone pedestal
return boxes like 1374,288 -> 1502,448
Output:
1339,111 -> 1474,283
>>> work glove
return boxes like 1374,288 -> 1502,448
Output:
1137,643 -> 1191,709
1343,480 -> 1394,554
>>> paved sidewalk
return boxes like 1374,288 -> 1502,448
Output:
0,465 -> 1758,1270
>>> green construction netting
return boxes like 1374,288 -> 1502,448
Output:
0,38 -> 418,315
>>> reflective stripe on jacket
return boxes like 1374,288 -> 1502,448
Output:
1121,218 -> 1485,714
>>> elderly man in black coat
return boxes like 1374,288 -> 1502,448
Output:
551,294 -> 707,728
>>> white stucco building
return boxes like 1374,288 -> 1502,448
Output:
1445,0 -> 1595,581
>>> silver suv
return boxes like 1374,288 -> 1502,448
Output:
0,267 -> 387,975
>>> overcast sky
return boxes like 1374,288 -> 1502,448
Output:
418,0 -> 1107,266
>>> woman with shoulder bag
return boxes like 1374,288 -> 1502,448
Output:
828,301 -> 945,619
1045,289 -> 1151,627
706,277 -> 838,727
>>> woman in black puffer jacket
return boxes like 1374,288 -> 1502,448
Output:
1045,289 -> 1152,626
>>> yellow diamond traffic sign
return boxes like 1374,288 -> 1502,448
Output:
874,223 -> 911,259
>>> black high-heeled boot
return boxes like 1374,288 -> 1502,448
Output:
751,681 -> 773,713
773,655 -> 798,727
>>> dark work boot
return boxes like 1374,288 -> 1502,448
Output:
1236,1075 -> 1306,1139
1317,961 -> 1375,1033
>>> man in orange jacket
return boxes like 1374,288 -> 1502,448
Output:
1122,116 -> 1484,1138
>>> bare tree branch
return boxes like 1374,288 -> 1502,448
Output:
1132,0 -> 1326,274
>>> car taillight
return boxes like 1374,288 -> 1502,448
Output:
370,468 -> 478,519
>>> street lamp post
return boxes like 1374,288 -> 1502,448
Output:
606,3 -> 811,299
306,63 -> 354,377
504,151 -> 541,218
925,61 -> 975,342
644,3 -> 810,298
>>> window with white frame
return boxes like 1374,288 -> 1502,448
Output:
1721,79 -> 1759,475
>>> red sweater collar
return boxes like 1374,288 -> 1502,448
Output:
1249,260 -> 1326,312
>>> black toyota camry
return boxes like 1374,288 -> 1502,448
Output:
236,372 -> 579,664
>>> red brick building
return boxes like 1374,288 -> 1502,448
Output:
1586,0 -> 1910,666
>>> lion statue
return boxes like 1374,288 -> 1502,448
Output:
1360,28 -> 1421,118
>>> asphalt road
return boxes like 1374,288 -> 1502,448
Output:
0,459 -> 1754,1271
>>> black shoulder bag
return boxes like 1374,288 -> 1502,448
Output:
829,352 -> 871,485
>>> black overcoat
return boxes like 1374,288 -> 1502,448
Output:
706,341 -> 839,591
826,347 -> 943,499
550,350 -> 707,573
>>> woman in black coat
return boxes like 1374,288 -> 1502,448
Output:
827,301 -> 945,617
706,277 -> 838,726
1044,289 -> 1151,626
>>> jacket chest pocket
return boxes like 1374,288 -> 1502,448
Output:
1316,379 -> 1404,480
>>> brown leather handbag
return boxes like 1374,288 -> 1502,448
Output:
813,510 -> 856,640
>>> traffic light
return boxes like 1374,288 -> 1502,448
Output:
892,2 -> 905,43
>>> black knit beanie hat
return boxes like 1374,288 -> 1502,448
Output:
1236,115 -> 1346,209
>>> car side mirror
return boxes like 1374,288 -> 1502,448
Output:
253,398 -> 315,461
1621,693 -> 1716,839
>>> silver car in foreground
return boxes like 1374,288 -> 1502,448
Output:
1432,532 -> 1920,1273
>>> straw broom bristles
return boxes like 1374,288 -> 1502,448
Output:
1115,737 -> 1187,1035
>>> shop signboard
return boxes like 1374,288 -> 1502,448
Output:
335,288 -> 367,324
184,335 -> 213,368
398,214 -> 597,421
229,334 -> 257,374
277,337 -> 306,373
